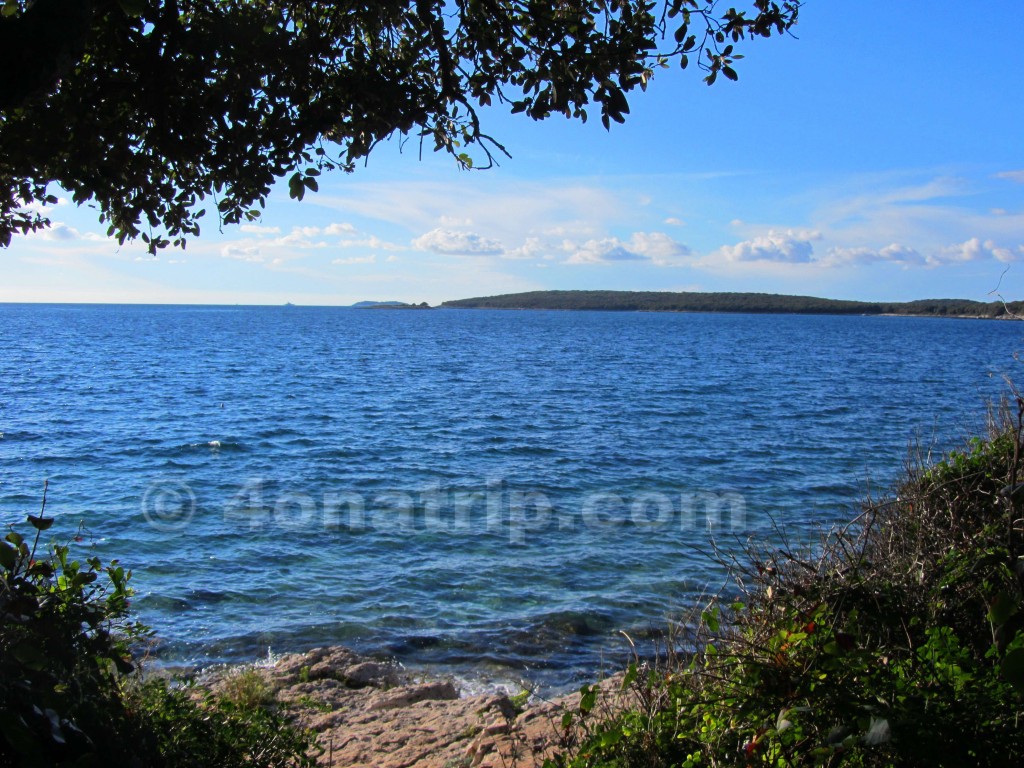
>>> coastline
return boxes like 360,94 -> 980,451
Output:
441,306 -> 1019,320
440,289 -> 1023,319
198,645 -> 626,768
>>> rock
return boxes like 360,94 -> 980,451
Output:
344,661 -> 401,689
366,681 -> 458,711
483,718 -> 510,736
199,646 -> 629,768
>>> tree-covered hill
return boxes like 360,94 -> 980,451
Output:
442,290 -> 1023,317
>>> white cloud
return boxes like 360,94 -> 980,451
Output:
934,237 -> 1020,264
221,244 -> 263,262
30,221 -> 106,242
664,217 -> 685,226
43,223 -> 78,241
628,232 -> 692,265
995,170 -> 1024,184
412,228 -> 504,255
821,243 -> 927,267
504,237 -> 548,260
565,232 -> 691,265
710,232 -> 1022,270
20,196 -> 68,215
324,222 -> 357,235
337,235 -> 405,251
332,255 -> 377,265
273,226 -> 328,248
716,229 -> 820,264
566,238 -> 646,264
315,180 -> 623,244
239,224 -> 281,235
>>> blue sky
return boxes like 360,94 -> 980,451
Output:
6,1 -> 1024,306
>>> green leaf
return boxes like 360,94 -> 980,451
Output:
988,590 -> 1019,628
702,608 -> 720,633
12,642 -> 49,671
622,662 -> 638,689
26,514 -> 54,531
599,729 -> 622,747
1001,647 -> 1024,692
27,560 -> 54,578
0,540 -> 16,569
0,716 -> 43,760
288,172 -> 305,201
117,0 -> 146,18
579,684 -> 597,714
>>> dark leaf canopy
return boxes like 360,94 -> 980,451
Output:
0,0 -> 799,251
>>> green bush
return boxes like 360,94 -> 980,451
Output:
548,402 -> 1024,767
126,677 -> 316,768
0,491 -> 316,767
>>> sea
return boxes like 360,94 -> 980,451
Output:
1,304 -> 1020,692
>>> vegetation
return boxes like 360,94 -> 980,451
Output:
0,489 -> 316,766
442,290 -> 1024,317
545,399 -> 1024,766
0,0 -> 799,252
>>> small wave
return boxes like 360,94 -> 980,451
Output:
168,439 -> 247,454
136,594 -> 192,612
532,609 -> 618,638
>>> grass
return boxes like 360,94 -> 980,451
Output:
219,668 -> 276,710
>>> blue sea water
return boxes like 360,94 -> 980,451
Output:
0,304 -> 1020,691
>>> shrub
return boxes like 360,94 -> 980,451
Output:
548,399 -> 1024,767
218,668 -> 276,711
126,676 -> 316,768
0,488 -> 316,766
0,492 -> 144,764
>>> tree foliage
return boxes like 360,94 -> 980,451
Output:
0,0 -> 799,251
443,289 -> 1024,317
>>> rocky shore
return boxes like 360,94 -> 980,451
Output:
204,646 -> 626,768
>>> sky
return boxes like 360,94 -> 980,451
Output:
5,1 -> 1024,306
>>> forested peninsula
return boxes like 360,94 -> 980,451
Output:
442,290 -> 1023,317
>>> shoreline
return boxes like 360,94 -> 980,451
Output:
197,645 -> 627,768
441,305 -> 1020,320
440,289 -> 1023,318
144,633 -> 627,701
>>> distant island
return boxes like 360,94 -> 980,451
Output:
441,290 -> 1022,318
351,301 -> 433,310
